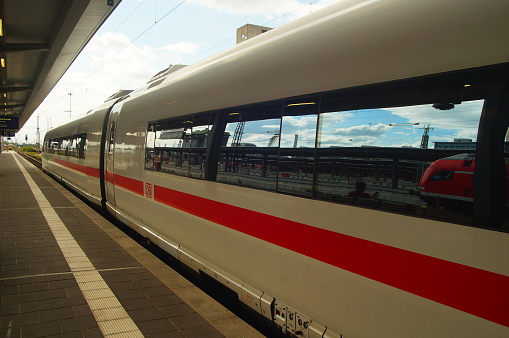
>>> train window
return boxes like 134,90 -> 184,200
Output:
313,90 -> 484,223
277,97 -> 319,197
73,134 -> 87,159
431,171 -> 454,180
145,112 -> 214,178
188,113 -> 213,179
155,118 -> 192,176
216,101 -> 283,191
145,123 -> 156,170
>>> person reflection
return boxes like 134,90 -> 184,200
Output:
348,181 -> 378,198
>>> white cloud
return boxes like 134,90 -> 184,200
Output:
332,123 -> 391,137
188,0 -> 304,15
157,41 -> 200,54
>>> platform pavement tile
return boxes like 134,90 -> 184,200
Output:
0,327 -> 20,338
180,324 -> 225,338
19,299 -> 55,313
0,304 -> 19,316
0,276 -> 33,287
1,311 -> 39,328
123,270 -> 153,280
59,315 -> 99,334
0,285 -> 18,296
128,307 -> 167,322
0,270 -> 19,278
2,291 -> 37,305
39,307 -> 77,322
48,278 -> 78,290
81,328 -> 104,338
110,273 -> 144,286
53,295 -> 87,309
73,304 -> 93,317
34,288 -> 68,301
21,321 -> 62,337
143,285 -> 176,297
120,296 -> 155,311
170,313 -> 209,330
18,281 -> 49,293
58,332 -> 85,338
107,288 -> 146,302
145,331 -> 185,338
150,293 -> 184,307
159,303 -> 196,318
66,286 -> 84,298
135,318 -> 178,335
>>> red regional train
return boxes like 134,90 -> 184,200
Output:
418,154 -> 509,205
42,0 -> 509,337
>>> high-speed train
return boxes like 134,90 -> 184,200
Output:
42,0 -> 509,337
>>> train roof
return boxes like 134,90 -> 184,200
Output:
121,0 -> 509,117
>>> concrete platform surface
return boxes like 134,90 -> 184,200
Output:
0,151 -> 263,337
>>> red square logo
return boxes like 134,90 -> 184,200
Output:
145,183 -> 153,198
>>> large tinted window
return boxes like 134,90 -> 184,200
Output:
143,70 -> 509,228
145,112 -> 214,179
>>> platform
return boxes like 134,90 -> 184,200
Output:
0,151 -> 263,337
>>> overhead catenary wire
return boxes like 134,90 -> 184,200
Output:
72,0 -> 187,90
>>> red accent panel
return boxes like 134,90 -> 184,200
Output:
154,185 -> 509,328
54,158 -> 100,178
113,173 -> 144,195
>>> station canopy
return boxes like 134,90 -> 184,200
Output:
0,0 -> 120,132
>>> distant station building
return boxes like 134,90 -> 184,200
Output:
434,138 -> 509,152
236,24 -> 272,44
434,139 -> 477,150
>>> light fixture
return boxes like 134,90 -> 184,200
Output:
286,102 -> 316,107
0,19 -> 3,37
229,112 -> 240,115
1,58 -> 5,68
464,84 -> 471,87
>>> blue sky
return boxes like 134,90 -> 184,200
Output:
18,0 -> 482,149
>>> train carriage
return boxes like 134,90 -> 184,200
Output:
43,0 -> 509,337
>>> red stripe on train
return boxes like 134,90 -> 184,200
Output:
50,159 -> 509,327
154,184 -> 509,328
113,173 -> 144,195
54,158 -> 100,178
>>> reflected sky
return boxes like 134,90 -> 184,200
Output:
223,99 -> 483,149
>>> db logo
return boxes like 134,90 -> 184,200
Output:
145,183 -> 153,198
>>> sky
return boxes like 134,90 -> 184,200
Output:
16,0 -> 481,149
15,0 -> 338,145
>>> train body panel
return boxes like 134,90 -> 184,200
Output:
42,104 -> 111,204
42,0 -> 509,336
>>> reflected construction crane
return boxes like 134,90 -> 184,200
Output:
267,130 -> 280,147
388,122 -> 433,149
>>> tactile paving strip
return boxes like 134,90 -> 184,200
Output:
12,154 -> 143,337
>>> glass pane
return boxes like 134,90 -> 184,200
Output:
278,102 -> 318,197
217,109 -> 281,191
316,99 -> 483,221
189,113 -> 212,179
145,123 -> 156,170
157,119 -> 191,176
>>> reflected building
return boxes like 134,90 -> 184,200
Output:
236,24 -> 272,44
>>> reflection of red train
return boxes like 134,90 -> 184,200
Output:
418,153 -> 509,203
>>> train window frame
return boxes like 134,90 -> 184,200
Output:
145,111 -> 215,179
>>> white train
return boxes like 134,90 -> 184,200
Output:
42,0 -> 509,337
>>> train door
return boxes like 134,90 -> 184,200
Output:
104,102 -> 123,210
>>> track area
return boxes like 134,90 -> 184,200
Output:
0,151 -> 264,337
